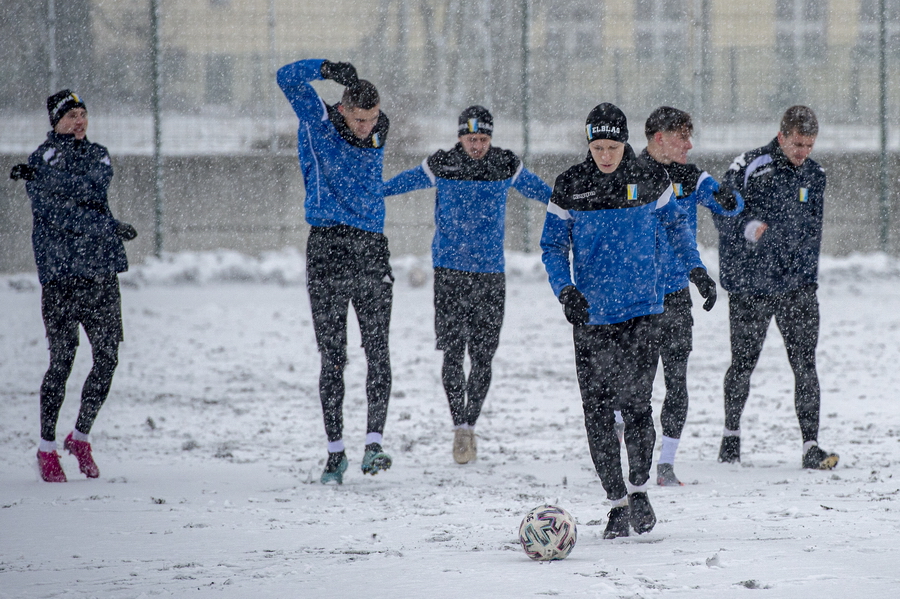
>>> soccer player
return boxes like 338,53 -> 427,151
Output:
383,106 -> 552,464
9,90 -> 138,482
639,106 -> 743,486
277,59 -> 393,484
712,106 -> 838,470
541,103 -> 716,538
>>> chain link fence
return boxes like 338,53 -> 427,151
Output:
1,0 -> 899,272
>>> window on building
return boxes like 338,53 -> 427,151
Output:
205,54 -> 234,105
545,1 -> 602,57
775,0 -> 827,62
633,0 -> 688,60
857,0 -> 900,57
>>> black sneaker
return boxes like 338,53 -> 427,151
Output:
629,492 -> 656,534
320,451 -> 348,484
718,436 -> 740,463
802,444 -> 839,470
603,506 -> 630,539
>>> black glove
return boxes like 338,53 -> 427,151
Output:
116,222 -> 138,241
559,285 -> 590,325
320,60 -> 358,87
689,267 -> 717,311
713,187 -> 739,211
10,164 -> 37,181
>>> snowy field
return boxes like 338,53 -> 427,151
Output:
2,249 -> 900,598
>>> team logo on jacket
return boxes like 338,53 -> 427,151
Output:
672,183 -> 683,197
627,184 -> 638,201
371,133 -> 381,148
799,187 -> 808,203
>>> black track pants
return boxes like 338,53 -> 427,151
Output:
434,268 -> 505,427
657,287 -> 693,439
723,284 -> 821,443
40,277 -> 122,442
307,226 -> 393,442
574,314 -> 659,501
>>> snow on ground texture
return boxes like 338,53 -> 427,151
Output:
1,250 -> 899,598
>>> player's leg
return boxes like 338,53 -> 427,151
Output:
720,292 -> 773,462
657,287 -> 692,485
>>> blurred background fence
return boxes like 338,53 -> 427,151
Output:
2,0 -> 899,273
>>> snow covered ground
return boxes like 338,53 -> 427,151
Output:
2,249 -> 900,598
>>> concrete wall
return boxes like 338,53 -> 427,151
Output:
2,150 -> 899,275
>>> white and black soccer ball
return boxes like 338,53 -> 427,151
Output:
518,504 -> 577,561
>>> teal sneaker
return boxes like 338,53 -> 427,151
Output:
320,451 -> 348,484
361,443 -> 392,475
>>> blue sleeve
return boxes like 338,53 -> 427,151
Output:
540,203 -> 575,297
712,158 -> 750,235
695,174 -> 744,217
277,59 -> 327,123
383,163 -> 435,197
26,152 -> 118,236
656,196 -> 704,272
513,167 -> 552,204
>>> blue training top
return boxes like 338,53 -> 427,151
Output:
541,146 -> 705,325
384,144 -> 551,273
277,58 -> 390,234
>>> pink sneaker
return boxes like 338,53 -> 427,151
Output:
64,433 -> 100,478
37,450 -> 67,483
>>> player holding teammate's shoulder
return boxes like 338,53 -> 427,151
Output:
638,106 -> 743,487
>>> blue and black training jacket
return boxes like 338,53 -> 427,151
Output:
642,150 -> 744,295
277,58 -> 390,234
383,144 -> 551,273
712,137 -> 825,295
541,145 -> 705,325
25,131 -> 128,285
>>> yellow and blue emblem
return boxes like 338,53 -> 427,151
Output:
372,132 -> 381,148
672,183 -> 683,197
467,118 -> 479,133
799,187 -> 808,203
627,184 -> 638,201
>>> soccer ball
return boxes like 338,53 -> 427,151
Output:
518,504 -> 577,561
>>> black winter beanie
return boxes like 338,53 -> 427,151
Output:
458,105 -> 493,136
47,90 -> 86,128
585,103 -> 628,143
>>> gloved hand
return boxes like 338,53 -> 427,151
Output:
559,285 -> 590,325
116,222 -> 138,241
689,267 -> 717,311
320,60 -> 358,87
713,186 -> 739,211
10,164 -> 37,181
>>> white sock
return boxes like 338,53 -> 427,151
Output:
803,440 -> 818,455
627,481 -> 650,495
39,439 -> 57,453
659,436 -> 680,465
365,432 -> 383,446
327,440 -> 345,453
72,429 -> 89,442
454,423 -> 471,430
610,495 -> 629,508
614,410 -> 624,425
723,428 -> 741,437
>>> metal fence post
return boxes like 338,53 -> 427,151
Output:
150,0 -> 165,257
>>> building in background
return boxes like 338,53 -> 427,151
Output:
1,0 -> 898,272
